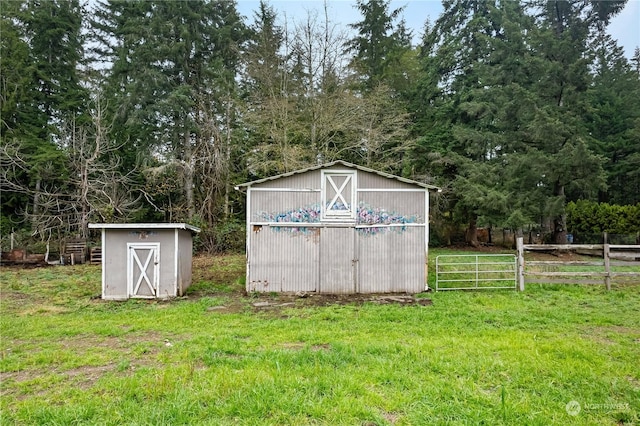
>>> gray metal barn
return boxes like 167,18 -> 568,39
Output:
236,161 -> 439,294
88,223 -> 200,300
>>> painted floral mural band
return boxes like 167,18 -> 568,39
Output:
257,203 -> 419,235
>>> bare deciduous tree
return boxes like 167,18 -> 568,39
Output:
1,93 -> 142,246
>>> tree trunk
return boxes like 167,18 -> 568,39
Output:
553,181 -> 567,244
466,214 -> 479,247
553,216 -> 567,244
32,178 -> 41,230
223,94 -> 233,221
184,131 -> 195,220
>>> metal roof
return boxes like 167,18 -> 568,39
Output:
235,160 -> 440,191
88,223 -> 201,233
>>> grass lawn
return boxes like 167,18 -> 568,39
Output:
1,248 -> 639,425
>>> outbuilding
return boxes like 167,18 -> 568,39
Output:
88,223 -> 200,300
235,161 -> 439,294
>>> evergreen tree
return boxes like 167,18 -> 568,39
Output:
91,0 -> 247,223
411,0 -> 627,244
586,29 -> 640,205
1,0 -> 87,235
345,0 -> 411,93
21,0 -> 88,125
412,0 -> 521,245
521,0 -> 625,242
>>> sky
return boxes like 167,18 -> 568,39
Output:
236,0 -> 640,60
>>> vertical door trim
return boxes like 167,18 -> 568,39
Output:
174,229 -> 179,297
246,187 -> 252,293
424,189 -> 430,291
353,227 -> 359,293
101,229 -> 106,297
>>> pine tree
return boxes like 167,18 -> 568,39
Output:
412,0 -> 519,245
91,0 -> 247,222
345,0 -> 411,93
586,29 -> 640,205
521,0 -> 625,242
1,0 -> 87,234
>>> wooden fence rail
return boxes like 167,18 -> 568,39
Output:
516,237 -> 640,291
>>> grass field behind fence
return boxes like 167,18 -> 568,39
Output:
1,248 -> 639,425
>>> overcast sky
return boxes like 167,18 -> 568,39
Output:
236,0 -> 640,60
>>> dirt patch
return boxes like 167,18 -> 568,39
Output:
0,332 -> 175,389
319,293 -> 428,306
0,262 -> 51,269
63,364 -> 116,389
382,412 -> 400,424
585,325 -> 640,336
581,325 -> 640,346
247,293 -> 432,310
627,375 -> 640,389
363,412 -> 400,426
198,291 -> 434,315
524,250 -> 591,262
446,244 -> 514,253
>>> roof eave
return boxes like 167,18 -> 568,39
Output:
88,223 -> 201,233
235,160 -> 441,191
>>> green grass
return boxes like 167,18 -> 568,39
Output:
1,250 -> 639,425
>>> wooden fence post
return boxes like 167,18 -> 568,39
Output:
517,237 -> 525,291
603,243 -> 611,291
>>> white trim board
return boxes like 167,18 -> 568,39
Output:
89,223 -> 201,233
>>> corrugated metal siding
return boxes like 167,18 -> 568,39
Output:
248,227 -> 319,292
357,227 -> 425,293
320,228 -> 355,293
244,166 -> 429,294
251,170 -> 321,189
358,191 -> 425,221
250,191 -> 320,221
358,172 -> 420,190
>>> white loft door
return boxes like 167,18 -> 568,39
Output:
322,171 -> 356,220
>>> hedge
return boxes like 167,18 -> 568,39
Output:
566,200 -> 640,234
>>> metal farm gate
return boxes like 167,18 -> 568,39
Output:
435,254 -> 517,291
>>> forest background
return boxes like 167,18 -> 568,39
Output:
1,0 -> 639,253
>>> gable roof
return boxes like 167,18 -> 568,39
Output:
235,160 -> 440,191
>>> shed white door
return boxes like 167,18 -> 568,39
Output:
320,228 -> 356,293
127,243 -> 160,298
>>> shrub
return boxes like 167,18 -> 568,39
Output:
566,200 -> 640,235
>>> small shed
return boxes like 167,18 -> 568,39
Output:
88,223 -> 201,300
235,161 -> 440,294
